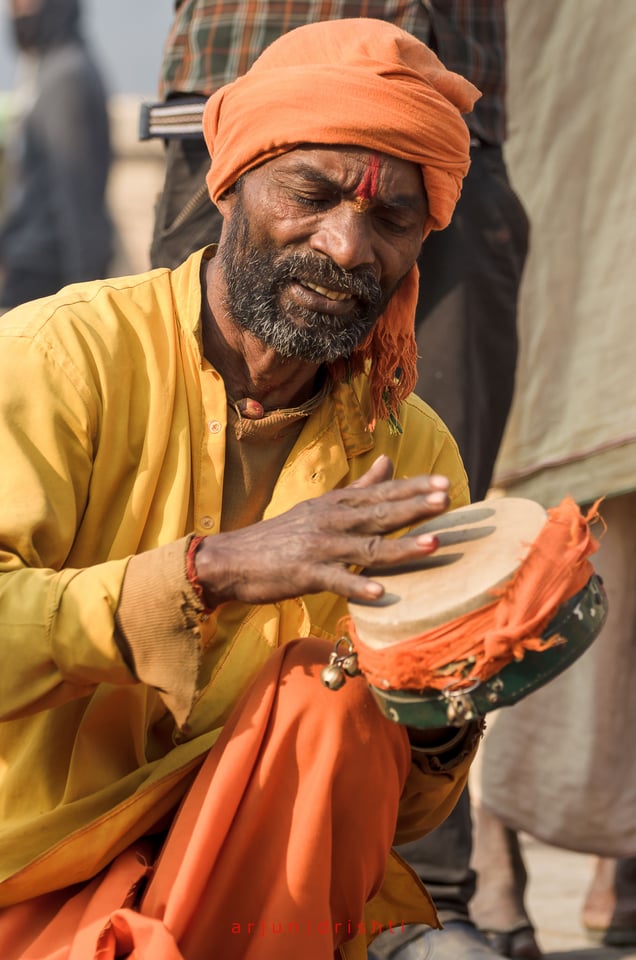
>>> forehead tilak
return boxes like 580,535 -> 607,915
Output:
352,154 -> 382,212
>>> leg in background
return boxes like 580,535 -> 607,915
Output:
471,805 -> 540,959
604,857 -> 636,948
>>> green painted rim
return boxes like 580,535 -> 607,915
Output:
369,574 -> 608,728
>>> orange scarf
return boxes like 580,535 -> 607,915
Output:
202,19 -> 480,427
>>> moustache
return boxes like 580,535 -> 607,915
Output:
271,253 -> 383,308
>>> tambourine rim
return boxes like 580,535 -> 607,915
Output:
368,574 -> 608,728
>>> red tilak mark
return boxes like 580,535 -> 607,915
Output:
355,154 -> 381,202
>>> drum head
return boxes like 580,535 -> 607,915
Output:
348,498 -> 547,648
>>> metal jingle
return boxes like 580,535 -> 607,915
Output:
321,664 -> 347,690
341,654 -> 361,677
445,693 -> 477,725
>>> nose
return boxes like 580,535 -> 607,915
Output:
308,202 -> 377,273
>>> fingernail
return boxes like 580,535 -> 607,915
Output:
415,534 -> 438,547
429,475 -> 450,489
426,491 -> 447,505
365,581 -> 384,598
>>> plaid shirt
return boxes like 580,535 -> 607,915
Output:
160,0 -> 506,144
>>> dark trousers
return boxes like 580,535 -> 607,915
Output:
150,138 -> 530,924
414,145 -> 529,504
150,138 -> 221,270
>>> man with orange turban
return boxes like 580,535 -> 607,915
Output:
0,19 -> 482,960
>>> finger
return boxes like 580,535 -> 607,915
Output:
341,473 -> 451,514
312,562 -> 387,602
308,522 -> 441,573
355,529 -> 442,568
328,487 -> 450,538
371,473 -> 451,502
315,542 -> 440,601
346,454 -> 394,489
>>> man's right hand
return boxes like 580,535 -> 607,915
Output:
194,455 -> 451,607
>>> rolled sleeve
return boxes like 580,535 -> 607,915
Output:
395,720 -> 483,845
115,534 -> 208,728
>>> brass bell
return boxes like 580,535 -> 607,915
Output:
341,654 -> 360,677
321,664 -> 346,690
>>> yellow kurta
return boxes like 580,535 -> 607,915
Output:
0,248 -> 472,941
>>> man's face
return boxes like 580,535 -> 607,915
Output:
216,146 -> 428,365
10,0 -> 44,50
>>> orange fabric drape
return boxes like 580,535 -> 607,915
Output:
348,497 -> 603,693
0,639 -> 411,960
203,19 -> 478,231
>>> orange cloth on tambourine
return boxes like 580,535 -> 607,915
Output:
345,497 -> 603,693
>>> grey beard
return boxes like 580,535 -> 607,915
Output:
219,205 -> 386,364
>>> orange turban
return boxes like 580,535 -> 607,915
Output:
202,18 -> 480,429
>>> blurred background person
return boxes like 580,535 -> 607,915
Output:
145,3 -> 528,959
468,0 -> 636,953
0,0 -> 113,313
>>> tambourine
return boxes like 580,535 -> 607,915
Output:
321,497 -> 608,728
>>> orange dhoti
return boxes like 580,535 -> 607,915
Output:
0,639 -> 414,960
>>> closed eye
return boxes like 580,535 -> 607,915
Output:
376,215 -> 411,234
293,193 -> 336,211
374,209 -> 419,235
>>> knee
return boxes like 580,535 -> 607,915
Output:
276,637 -> 411,778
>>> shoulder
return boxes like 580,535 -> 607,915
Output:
0,269 -> 175,392
385,394 -> 469,506
342,379 -> 469,508
1,269 -> 172,341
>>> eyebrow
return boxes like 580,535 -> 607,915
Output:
284,162 -> 426,212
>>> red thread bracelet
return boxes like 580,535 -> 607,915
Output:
186,535 -> 208,606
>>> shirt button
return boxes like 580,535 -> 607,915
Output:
208,420 -> 222,434
200,516 -> 215,530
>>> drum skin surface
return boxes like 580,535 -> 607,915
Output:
349,498 -> 548,648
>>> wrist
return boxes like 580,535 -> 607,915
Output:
186,534 -> 216,611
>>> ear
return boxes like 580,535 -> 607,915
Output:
215,182 -> 241,220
